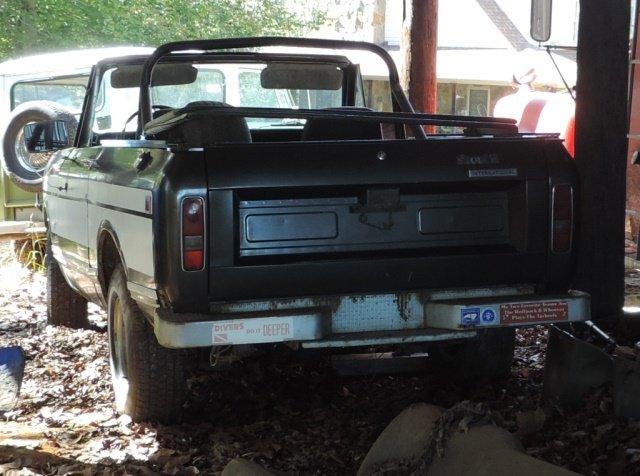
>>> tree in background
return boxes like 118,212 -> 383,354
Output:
0,0 -> 325,60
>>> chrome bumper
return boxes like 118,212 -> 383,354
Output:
152,287 -> 590,349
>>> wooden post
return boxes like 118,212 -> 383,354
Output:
408,0 -> 438,115
574,0 -> 630,319
372,0 -> 387,45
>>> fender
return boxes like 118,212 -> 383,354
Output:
96,220 -> 128,302
96,219 -> 159,314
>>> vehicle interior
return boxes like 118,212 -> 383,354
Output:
80,39 -> 520,148
84,52 -> 394,147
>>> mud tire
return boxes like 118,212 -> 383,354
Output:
46,237 -> 89,329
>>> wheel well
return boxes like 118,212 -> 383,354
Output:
98,232 -> 122,299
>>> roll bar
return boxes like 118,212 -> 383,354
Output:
144,106 -> 520,137
137,36 -> 426,138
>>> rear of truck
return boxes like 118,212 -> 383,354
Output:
139,38 -> 589,359
153,134 -> 588,351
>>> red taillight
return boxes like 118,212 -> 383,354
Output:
182,197 -> 204,270
552,184 -> 573,253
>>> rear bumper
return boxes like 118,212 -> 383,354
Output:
153,287 -> 590,349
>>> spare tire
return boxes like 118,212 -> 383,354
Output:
1,101 -> 78,192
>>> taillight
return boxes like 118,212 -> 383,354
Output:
182,197 -> 204,271
552,184 -> 573,253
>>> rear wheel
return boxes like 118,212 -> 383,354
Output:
46,238 -> 89,329
107,265 -> 187,423
430,328 -> 516,384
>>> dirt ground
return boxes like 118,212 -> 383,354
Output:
2,244 -> 640,475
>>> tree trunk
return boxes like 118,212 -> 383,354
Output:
408,0 -> 438,115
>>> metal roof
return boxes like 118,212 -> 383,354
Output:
0,47 -> 154,77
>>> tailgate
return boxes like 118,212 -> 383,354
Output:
206,138 -> 575,301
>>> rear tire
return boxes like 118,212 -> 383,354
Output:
46,238 -> 89,329
107,265 -> 187,423
430,328 -> 516,384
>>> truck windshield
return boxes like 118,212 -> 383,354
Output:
92,61 -> 346,134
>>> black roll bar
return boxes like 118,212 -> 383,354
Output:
138,36 -> 426,138
144,105 -> 519,135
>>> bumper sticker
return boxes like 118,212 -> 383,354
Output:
212,317 -> 294,345
481,308 -> 497,323
501,301 -> 568,325
460,307 -> 481,325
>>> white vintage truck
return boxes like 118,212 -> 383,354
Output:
0,47 -> 154,223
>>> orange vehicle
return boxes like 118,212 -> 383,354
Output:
494,77 -> 575,157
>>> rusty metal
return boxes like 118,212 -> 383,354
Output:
157,287 -> 589,348
543,326 -> 613,407
544,324 -> 640,419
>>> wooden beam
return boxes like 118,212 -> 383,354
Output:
408,0 -> 438,114
0,221 -> 45,242
574,0 -> 630,318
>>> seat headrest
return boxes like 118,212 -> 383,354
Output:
183,101 -> 230,111
149,101 -> 252,145
301,107 -> 382,141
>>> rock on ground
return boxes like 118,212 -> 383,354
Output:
357,403 -> 442,475
359,402 -> 577,476
426,425 -> 579,476
222,458 -> 275,475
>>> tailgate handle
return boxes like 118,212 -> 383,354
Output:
350,188 -> 406,231
350,188 -> 406,214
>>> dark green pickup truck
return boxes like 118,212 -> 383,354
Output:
10,37 -> 589,423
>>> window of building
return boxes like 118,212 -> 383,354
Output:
468,87 -> 490,116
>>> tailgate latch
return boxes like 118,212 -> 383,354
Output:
350,188 -> 406,231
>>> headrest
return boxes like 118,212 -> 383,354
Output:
145,101 -> 251,144
301,107 -> 383,141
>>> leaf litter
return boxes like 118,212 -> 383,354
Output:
1,243 -> 640,475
